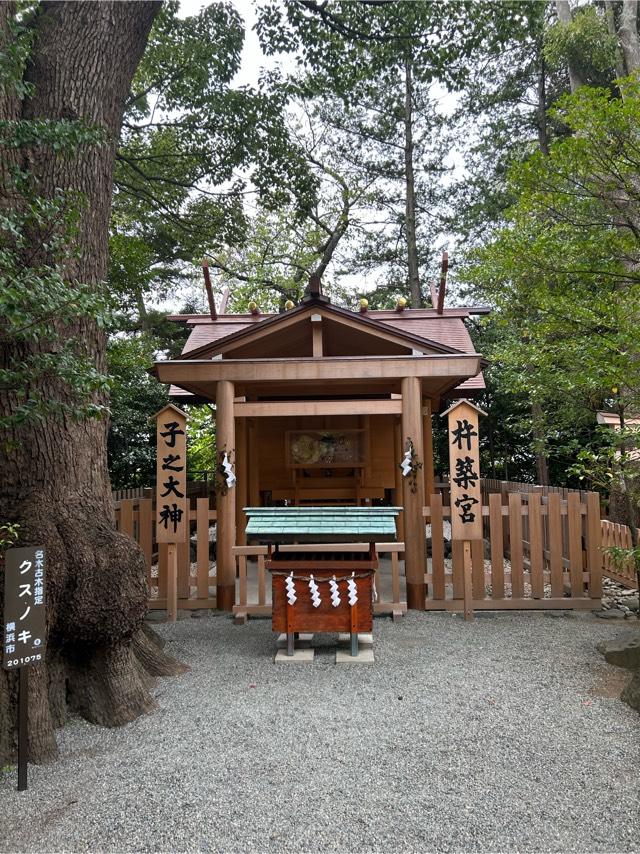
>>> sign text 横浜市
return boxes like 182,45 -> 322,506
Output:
154,404 -> 188,543
3,546 -> 46,670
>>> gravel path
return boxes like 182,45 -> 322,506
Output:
1,612 -> 639,853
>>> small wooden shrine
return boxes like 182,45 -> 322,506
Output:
152,274 -> 488,611
245,506 -> 400,656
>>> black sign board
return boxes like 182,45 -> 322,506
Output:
3,546 -> 46,670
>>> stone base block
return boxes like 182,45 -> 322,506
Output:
337,632 -> 373,645
335,648 -> 375,664
274,648 -> 315,663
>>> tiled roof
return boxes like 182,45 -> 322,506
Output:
244,506 -> 400,542
177,308 -> 481,358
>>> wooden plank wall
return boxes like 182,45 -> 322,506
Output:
424,490 -> 603,610
114,497 -> 217,609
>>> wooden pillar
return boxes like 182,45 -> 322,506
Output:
216,380 -> 236,611
393,417 -> 405,541
423,399 -> 435,502
235,416 -> 248,546
401,377 -> 427,610
248,418 -> 260,506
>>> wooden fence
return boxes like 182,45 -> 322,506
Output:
232,542 -> 406,624
112,480 -> 214,503
601,520 -> 637,589
115,497 -> 217,609
423,490 -> 602,610
115,488 -> 635,616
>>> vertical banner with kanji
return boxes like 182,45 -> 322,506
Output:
3,546 -> 46,670
153,404 -> 188,543
442,400 -> 486,541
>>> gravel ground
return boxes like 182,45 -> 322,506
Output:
1,611 -> 639,854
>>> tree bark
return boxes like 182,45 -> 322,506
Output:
531,402 -> 549,485
619,0 -> 640,75
403,57 -> 421,308
554,0 -> 585,93
536,51 -> 550,156
0,1 -> 187,766
605,1 -> 627,80
532,47 -> 550,485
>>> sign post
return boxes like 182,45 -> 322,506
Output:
441,400 -> 486,622
3,545 -> 47,791
151,404 -> 188,623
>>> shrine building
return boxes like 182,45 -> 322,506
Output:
152,276 -> 488,612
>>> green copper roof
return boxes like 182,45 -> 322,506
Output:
244,506 -> 400,543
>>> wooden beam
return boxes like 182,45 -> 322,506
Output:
234,399 -> 403,418
157,354 -> 482,386
216,380 -> 236,611
311,314 -> 323,358
401,376 -> 427,610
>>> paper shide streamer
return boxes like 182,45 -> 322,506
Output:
308,574 -> 321,608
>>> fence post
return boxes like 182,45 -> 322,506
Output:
586,492 -> 602,600
501,482 -> 510,558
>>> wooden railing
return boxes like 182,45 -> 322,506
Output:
114,488 -> 619,615
601,520 -> 637,589
423,491 -> 602,610
115,497 -> 217,610
232,542 -> 406,624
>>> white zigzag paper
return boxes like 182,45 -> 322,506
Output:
222,451 -> 236,487
329,577 -> 341,608
285,573 -> 297,606
347,575 -> 358,606
400,447 -> 412,477
308,574 -> 321,608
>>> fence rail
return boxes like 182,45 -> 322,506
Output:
114,487 -> 635,615
601,520 -> 637,589
423,490 -> 602,610
115,497 -> 217,610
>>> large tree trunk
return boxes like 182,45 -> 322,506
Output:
554,0 -> 584,93
618,0 -> 640,75
403,57 -> 421,308
0,1 -> 185,767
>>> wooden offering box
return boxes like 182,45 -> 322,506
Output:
245,506 -> 400,655
269,549 -> 376,635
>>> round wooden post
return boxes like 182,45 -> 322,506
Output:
422,399 -> 435,501
401,377 -> 427,610
393,418 -> 405,541
216,380 -> 236,611
235,416 -> 248,546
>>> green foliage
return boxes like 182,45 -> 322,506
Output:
111,0 -> 316,323
544,5 -> 617,82
0,523 -> 20,557
186,405 -> 216,475
462,77 -> 640,484
106,335 -> 168,489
